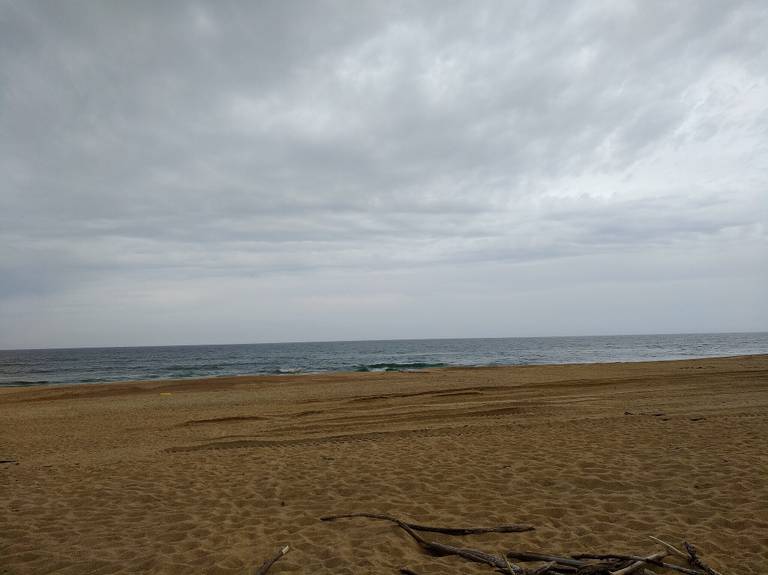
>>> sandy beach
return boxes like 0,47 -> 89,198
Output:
1,355 -> 767,574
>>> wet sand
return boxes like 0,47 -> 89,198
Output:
1,355 -> 767,574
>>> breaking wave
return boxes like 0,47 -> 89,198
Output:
354,362 -> 447,372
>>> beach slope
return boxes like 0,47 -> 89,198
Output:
1,355 -> 767,573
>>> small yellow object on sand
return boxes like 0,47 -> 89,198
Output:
159,392 -> 172,396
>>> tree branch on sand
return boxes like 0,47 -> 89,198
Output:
683,542 -> 724,575
253,544 -> 290,575
321,512 -> 534,534
320,512 -> 730,575
323,512 -> 527,573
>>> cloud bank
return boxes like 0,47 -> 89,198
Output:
1,1 -> 766,348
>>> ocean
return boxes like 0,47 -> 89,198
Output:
1,332 -> 766,387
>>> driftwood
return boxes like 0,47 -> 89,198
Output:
254,544 -> 290,575
504,555 -> 568,575
393,523 -> 524,573
506,552 -> 633,574
683,542 -> 723,575
649,537 -> 688,559
531,561 -> 560,575
573,553 -> 706,575
611,551 -> 666,575
321,512 -> 534,534
321,512 -> 731,574
577,564 -> 635,575
322,512 -> 525,573
507,552 -> 586,568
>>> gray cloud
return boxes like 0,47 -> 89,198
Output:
1,0 -> 767,348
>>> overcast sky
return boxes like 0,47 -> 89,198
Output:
1,1 -> 767,349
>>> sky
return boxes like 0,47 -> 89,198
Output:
1,1 -> 767,349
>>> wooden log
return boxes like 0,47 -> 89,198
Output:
254,545 -> 290,575
610,551 -> 666,575
321,512 -> 534,534
683,542 -> 724,575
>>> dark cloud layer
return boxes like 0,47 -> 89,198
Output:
1,1 -> 766,348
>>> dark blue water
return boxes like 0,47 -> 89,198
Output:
1,332 -> 766,387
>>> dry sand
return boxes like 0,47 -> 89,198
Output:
1,355 -> 767,574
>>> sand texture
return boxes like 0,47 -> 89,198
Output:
1,355 -> 767,574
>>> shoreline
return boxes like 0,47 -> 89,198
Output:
2,354 -> 767,573
2,351 -> 767,391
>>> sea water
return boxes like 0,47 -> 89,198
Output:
1,332 -> 766,387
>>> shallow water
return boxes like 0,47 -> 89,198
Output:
1,331 -> 766,387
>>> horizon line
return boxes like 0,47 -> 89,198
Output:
2,329 -> 767,353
